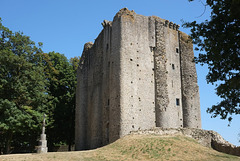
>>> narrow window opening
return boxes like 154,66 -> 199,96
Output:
130,58 -> 133,61
137,64 -> 139,67
176,48 -> 179,53
172,64 -> 175,70
176,98 -> 180,106
106,44 -> 109,51
107,99 -> 110,106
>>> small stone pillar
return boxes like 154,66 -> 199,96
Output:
37,114 -> 48,153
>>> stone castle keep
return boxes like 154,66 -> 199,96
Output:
75,8 -> 201,150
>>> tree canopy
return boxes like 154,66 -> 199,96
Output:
42,52 -> 79,151
0,18 -> 80,154
184,0 -> 240,122
0,18 -> 48,153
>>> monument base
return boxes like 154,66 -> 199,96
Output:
37,134 -> 48,153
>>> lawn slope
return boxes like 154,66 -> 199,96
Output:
1,135 -> 239,161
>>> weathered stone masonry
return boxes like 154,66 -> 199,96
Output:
75,8 -> 201,150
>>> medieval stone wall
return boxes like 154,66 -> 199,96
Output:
118,10 -> 156,137
154,17 -> 183,128
75,8 -> 201,150
179,32 -> 201,128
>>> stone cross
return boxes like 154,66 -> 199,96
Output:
42,114 -> 46,134
37,113 -> 48,153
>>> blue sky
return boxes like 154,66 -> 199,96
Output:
1,0 -> 239,146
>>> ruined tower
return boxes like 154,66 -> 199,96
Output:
75,8 -> 201,150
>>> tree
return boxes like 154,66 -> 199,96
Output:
183,0 -> 240,122
42,52 -> 79,151
0,18 -> 48,154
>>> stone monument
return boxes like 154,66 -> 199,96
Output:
37,114 -> 48,153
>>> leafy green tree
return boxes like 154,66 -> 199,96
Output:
0,18 -> 48,154
184,0 -> 240,122
43,52 -> 79,151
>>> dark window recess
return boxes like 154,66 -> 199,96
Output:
172,64 -> 175,70
107,99 -> 110,105
106,44 -> 109,50
176,98 -> 180,106
176,48 -> 179,53
130,58 -> 133,61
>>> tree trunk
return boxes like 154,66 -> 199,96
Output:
5,131 -> 13,154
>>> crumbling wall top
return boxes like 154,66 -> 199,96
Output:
84,42 -> 93,51
114,8 -> 135,20
78,42 -> 93,70
101,20 -> 112,28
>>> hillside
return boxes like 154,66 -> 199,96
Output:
1,135 -> 239,161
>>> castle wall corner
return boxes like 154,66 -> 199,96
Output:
179,31 -> 201,129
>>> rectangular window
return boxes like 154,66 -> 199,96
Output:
172,64 -> 175,70
176,98 -> 180,106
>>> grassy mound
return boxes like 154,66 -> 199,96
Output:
1,135 -> 239,161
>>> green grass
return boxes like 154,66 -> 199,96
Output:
1,135 -> 240,161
